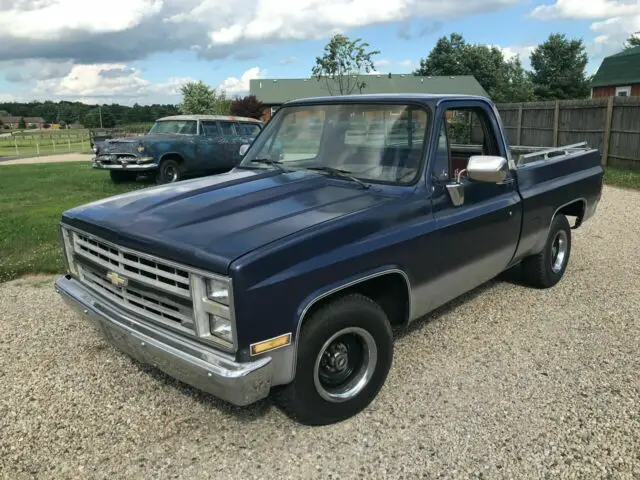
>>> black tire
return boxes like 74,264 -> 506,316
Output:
156,158 -> 181,185
275,293 -> 393,426
521,213 -> 572,288
109,170 -> 137,183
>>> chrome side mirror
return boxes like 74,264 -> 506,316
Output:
467,155 -> 508,183
239,144 -> 250,156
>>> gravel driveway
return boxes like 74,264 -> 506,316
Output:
1,185 -> 639,479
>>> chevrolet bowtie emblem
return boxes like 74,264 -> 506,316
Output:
106,271 -> 128,288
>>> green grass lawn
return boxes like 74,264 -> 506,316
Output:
0,163 -> 146,282
604,167 -> 640,191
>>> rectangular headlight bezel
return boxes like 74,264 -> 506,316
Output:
59,225 -> 78,276
191,274 -> 237,352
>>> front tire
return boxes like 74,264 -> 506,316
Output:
156,159 -> 181,185
275,294 -> 393,426
521,213 -> 572,288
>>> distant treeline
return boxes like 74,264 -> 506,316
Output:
0,101 -> 180,128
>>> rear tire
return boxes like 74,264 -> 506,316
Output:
156,159 -> 181,185
109,170 -> 137,183
275,294 -> 393,426
521,213 -> 572,288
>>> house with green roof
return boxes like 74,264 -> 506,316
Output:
591,46 -> 640,98
249,74 -> 488,121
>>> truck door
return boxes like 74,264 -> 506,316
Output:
426,100 -> 522,311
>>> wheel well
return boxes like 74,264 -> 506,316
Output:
555,199 -> 586,228
303,272 -> 411,328
160,153 -> 184,165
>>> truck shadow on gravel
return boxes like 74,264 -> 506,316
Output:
393,266 -> 523,339
130,362 -> 275,422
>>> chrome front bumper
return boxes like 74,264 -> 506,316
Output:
92,156 -> 157,170
54,275 -> 273,406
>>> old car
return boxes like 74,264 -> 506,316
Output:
92,114 -> 263,184
55,94 -> 603,426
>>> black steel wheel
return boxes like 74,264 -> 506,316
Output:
521,213 -> 572,288
275,293 -> 393,426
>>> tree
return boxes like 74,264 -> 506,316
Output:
625,32 -> 640,49
179,81 -> 230,115
18,117 -> 26,129
414,33 -> 534,103
312,34 -> 380,95
529,33 -> 590,100
229,95 -> 265,119
83,107 -> 116,128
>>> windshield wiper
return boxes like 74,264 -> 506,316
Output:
250,158 -> 289,172
305,165 -> 370,189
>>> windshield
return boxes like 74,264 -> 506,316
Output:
239,103 -> 429,185
148,120 -> 197,135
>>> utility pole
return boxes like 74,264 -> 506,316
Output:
99,106 -> 103,129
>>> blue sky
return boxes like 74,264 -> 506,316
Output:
0,0 -> 638,105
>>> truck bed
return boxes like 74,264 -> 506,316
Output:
510,142 -> 604,266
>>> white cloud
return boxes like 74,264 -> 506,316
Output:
24,64 -> 199,105
0,0 -> 162,40
33,64 -> 150,98
530,1 -> 640,57
498,45 -> 535,62
149,77 -> 199,96
590,15 -> 640,53
0,93 -> 18,102
530,0 -> 639,20
218,67 -> 266,96
0,0 -> 520,64
167,0 -> 518,51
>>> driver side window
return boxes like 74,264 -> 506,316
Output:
445,108 -> 500,178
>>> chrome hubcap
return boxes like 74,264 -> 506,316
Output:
551,230 -> 568,274
166,166 -> 178,182
313,327 -> 377,403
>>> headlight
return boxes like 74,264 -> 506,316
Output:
60,227 -> 78,276
136,144 -> 145,153
206,277 -> 229,305
209,315 -> 232,342
92,145 -> 98,153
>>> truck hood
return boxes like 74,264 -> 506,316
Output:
61,169 -> 396,273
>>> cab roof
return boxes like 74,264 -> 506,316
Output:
157,114 -> 262,123
282,93 -> 492,107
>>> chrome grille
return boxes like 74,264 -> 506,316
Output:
80,265 -> 195,333
72,232 -> 190,298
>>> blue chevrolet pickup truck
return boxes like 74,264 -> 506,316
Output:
55,94 -> 603,425
92,114 -> 263,184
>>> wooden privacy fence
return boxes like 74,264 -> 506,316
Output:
496,97 -> 640,169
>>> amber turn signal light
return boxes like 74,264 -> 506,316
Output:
250,333 -> 292,356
